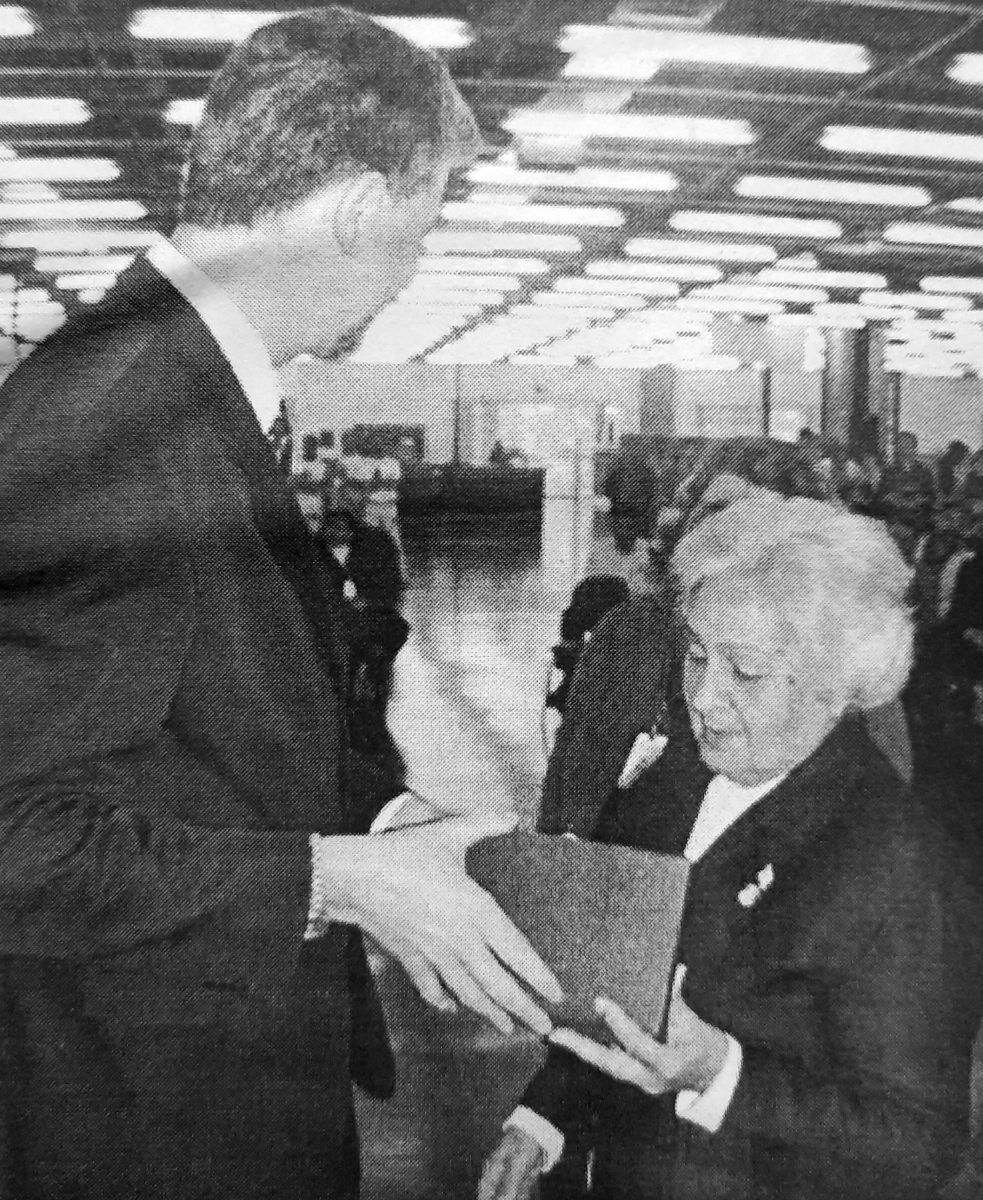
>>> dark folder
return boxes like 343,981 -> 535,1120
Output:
466,831 -> 690,1040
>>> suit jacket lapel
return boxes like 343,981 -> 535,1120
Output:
682,717 -> 868,979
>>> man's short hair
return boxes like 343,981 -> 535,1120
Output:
182,5 -> 479,226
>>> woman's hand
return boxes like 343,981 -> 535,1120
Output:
548,982 -> 728,1097
478,1127 -> 545,1200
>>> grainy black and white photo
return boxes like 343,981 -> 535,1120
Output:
0,2 -> 981,1198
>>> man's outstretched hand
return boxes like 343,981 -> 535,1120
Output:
310,814 -> 563,1035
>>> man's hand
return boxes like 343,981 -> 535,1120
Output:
478,1127 -> 545,1200
310,813 -> 563,1035
548,978 -> 727,1096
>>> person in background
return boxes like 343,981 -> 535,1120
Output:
363,449 -> 405,578
939,440 -> 970,498
483,492 -> 982,1200
0,9 -> 561,1198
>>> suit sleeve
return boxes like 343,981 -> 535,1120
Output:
0,355 -> 314,992
720,858 -> 980,1198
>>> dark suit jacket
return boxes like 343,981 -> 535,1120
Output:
0,259 -> 392,1199
524,719 -> 982,1200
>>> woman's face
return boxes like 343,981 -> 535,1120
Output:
682,577 -> 842,786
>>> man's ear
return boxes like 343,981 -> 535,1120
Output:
331,172 -> 390,257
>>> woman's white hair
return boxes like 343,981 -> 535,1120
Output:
672,491 -> 914,712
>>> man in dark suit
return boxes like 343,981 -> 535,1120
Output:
0,9 -> 560,1199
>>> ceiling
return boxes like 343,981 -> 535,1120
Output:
5,0 -> 983,372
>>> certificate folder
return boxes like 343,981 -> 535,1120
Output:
466,831 -> 690,1040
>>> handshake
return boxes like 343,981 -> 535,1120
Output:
308,804 -> 563,1036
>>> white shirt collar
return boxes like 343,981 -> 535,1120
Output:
145,239 -> 282,433
684,772 -> 785,863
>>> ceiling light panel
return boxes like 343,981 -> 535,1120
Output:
771,312 -> 866,329
947,54 -> 983,86
532,291 -> 647,309
757,268 -> 887,289
921,276 -> 983,294
859,290 -> 972,310
417,255 -> 549,275
559,25 -> 869,76
35,254 -> 135,273
671,211 -> 842,239
586,260 -> 723,282
55,273 -> 118,291
0,7 -> 33,36
884,223 -> 983,248
406,273 -> 522,292
949,198 -> 983,214
554,276 -> 681,297
735,174 -> 929,208
0,199 -> 147,221
0,98 -> 90,125
625,237 -> 776,262
823,125 -> 983,163
131,10 -> 473,48
0,157 -> 120,182
397,289 -> 505,307
677,297 -> 785,315
503,110 -> 755,146
442,201 -> 624,228
2,229 -> 163,250
164,98 -> 204,125
700,283 -> 830,303
467,161 -> 677,193
425,231 -> 580,255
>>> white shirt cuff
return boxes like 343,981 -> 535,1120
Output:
675,1035 -> 743,1133
503,1107 -> 565,1173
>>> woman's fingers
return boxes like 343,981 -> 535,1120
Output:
548,1028 -> 666,1094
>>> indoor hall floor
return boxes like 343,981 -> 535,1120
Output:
357,522 -> 564,1200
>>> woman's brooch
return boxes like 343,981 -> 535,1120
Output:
737,863 -> 775,909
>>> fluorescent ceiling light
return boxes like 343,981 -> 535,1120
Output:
947,54 -> 983,86
35,254 -> 135,273
3,181 -> 59,202
586,260 -> 722,282
560,25 -> 868,76
554,276 -> 680,297
503,109 -> 754,146
468,160 -> 677,193
418,255 -> 549,275
55,273 -> 118,291
0,157 -> 120,182
132,9 -> 473,48
757,268 -> 887,289
509,354 -> 580,367
442,201 -> 624,228
0,287 -> 53,305
625,237 -> 776,263
78,288 -> 107,305
822,125 -> 983,163
0,199 -> 147,221
397,288 -> 504,307
698,283 -> 830,303
425,231 -> 580,254
165,98 -> 204,125
859,290 -> 972,310
406,273 -> 522,292
948,198 -> 983,214
532,291 -> 647,309
0,97 -> 90,125
884,222 -> 983,248
771,312 -> 866,330
671,211 -> 841,239
678,297 -> 785,315
921,276 -> 983,294
2,229 -> 162,251
735,174 -> 929,208
815,302 -> 914,323
0,7 -> 33,36
593,351 -> 678,369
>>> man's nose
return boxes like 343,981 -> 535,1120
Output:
691,660 -> 733,719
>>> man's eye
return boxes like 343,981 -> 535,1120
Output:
734,666 -> 766,682
685,646 -> 707,664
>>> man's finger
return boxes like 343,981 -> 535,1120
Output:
436,956 -> 515,1035
464,937 -> 554,1034
500,1147 -> 540,1200
478,1147 -> 508,1200
401,954 -> 458,1014
478,899 -> 564,1005
550,1030 -> 666,1095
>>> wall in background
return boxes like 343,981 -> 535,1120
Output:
900,375 -> 983,452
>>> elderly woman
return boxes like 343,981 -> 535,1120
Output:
482,492 -> 982,1200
